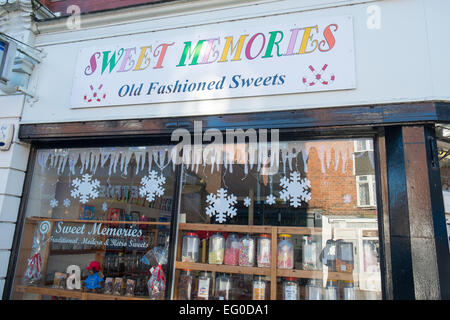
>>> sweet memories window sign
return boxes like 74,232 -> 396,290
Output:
70,15 -> 355,108
49,220 -> 149,249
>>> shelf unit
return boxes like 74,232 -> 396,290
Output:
174,223 -> 356,300
15,218 -> 358,300
13,217 -> 170,301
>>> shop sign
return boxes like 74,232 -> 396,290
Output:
70,15 -> 355,108
48,221 -> 149,249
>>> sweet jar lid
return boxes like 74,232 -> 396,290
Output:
259,234 -> 271,238
186,232 -> 198,237
285,277 -> 297,281
279,234 -> 292,238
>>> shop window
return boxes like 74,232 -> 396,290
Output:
11,137 -> 383,300
176,138 -> 382,300
11,146 -> 175,300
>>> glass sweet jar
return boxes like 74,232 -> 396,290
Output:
283,277 -> 299,300
257,234 -> 271,268
177,269 -> 194,300
277,234 -> 294,269
215,273 -> 232,300
305,279 -> 323,300
252,276 -> 267,300
197,271 -> 213,300
208,233 -> 225,264
181,232 -> 200,262
239,234 -> 255,267
224,233 -> 240,266
301,235 -> 322,271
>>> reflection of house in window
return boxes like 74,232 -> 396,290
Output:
353,139 -> 376,207
356,175 -> 376,207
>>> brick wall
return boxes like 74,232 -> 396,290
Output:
306,140 -> 377,217
40,0 -> 175,16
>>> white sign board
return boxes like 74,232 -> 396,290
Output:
70,15 -> 355,108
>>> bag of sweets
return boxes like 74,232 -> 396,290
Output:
143,236 -> 169,300
23,223 -> 51,286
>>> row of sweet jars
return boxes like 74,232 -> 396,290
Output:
181,232 -> 295,269
178,271 -> 270,300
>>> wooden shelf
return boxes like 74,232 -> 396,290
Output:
176,261 -> 270,276
15,285 -> 150,300
277,226 -> 322,236
276,269 -> 355,281
178,223 -> 321,235
178,223 -> 272,233
49,249 -> 103,255
174,223 -> 354,300
175,262 -> 354,281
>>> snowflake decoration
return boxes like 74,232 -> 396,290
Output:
343,194 -> 352,204
243,196 -> 251,207
63,198 -> 71,207
205,188 -> 237,223
50,199 -> 58,208
102,202 -> 108,212
139,170 -> 166,202
71,173 -> 100,204
279,171 -> 311,208
265,194 -> 276,205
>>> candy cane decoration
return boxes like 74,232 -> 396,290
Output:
302,64 -> 335,86
26,253 -> 42,280
39,221 -> 51,236
84,84 -> 106,103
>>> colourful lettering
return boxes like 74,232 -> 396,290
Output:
177,40 -> 205,66
201,38 -> 220,64
218,35 -> 248,62
298,26 -> 318,54
118,47 -> 136,73
83,21 -> 342,76
263,31 -> 284,58
245,33 -> 266,60
84,52 -> 100,76
319,24 -> 338,52
284,28 -> 301,56
134,46 -> 152,71
153,42 -> 174,69
101,48 -> 125,74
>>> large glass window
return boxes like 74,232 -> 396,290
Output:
10,136 -> 383,300
175,137 -> 382,300
12,146 -> 175,300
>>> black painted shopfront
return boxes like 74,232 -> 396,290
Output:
3,101 -> 450,300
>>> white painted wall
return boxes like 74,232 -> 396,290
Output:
20,0 -> 450,124
0,94 -> 30,298
0,0 -> 38,297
